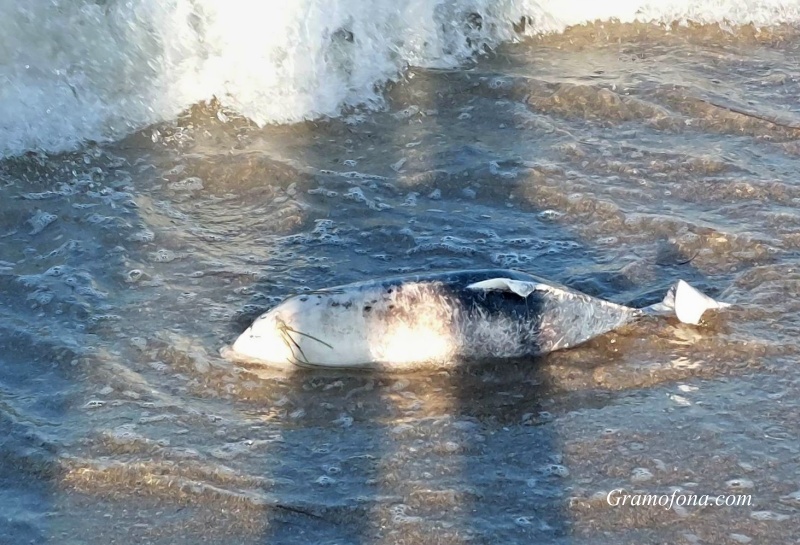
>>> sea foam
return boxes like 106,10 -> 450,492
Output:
1,0 -> 798,157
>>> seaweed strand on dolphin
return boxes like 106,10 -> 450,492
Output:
275,317 -> 334,366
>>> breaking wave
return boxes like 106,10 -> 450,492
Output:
1,0 -> 798,157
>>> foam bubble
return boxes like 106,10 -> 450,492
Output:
540,464 -> 570,477
27,210 -> 57,235
631,467 -> 654,482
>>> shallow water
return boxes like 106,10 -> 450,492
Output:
2,20 -> 800,544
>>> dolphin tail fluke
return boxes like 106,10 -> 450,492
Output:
643,280 -> 730,325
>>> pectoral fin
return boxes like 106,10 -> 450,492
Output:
466,278 -> 549,298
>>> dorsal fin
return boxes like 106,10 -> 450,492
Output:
466,278 -> 550,298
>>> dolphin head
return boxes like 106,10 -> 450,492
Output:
229,309 -> 296,368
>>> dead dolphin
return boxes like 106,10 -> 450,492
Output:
226,269 -> 728,370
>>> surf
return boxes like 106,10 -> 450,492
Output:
3,0 -> 799,157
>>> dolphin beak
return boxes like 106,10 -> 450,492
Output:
228,314 -> 295,368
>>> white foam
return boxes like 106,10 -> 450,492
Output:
2,0 -> 799,157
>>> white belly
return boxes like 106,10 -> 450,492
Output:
231,282 -> 461,369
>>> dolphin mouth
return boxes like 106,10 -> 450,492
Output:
221,341 -> 265,365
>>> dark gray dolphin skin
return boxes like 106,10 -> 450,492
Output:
225,269 -> 728,370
